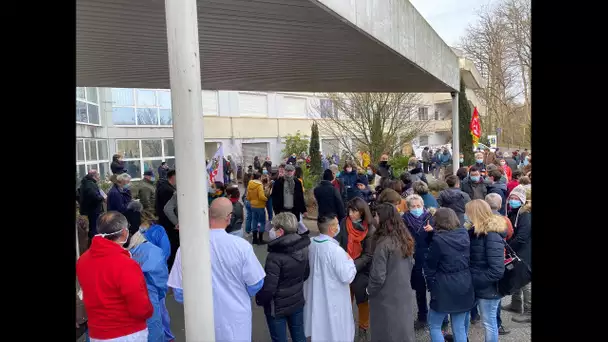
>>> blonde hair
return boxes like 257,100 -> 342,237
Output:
465,199 -> 506,236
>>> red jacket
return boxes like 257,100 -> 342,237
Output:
507,180 -> 519,195
76,236 -> 153,340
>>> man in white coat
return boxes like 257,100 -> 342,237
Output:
303,213 -> 357,342
167,197 -> 266,341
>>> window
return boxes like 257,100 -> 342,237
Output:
239,92 -> 268,117
111,88 -> 172,126
319,99 -> 336,118
76,139 -> 110,179
283,96 -> 308,117
202,91 -> 219,116
76,87 -> 101,125
418,107 -> 429,121
419,135 -> 429,146
434,110 -> 439,120
116,138 -> 176,179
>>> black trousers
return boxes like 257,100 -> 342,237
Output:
422,162 -> 430,174
165,226 -> 180,271
87,212 -> 100,239
411,267 -> 428,321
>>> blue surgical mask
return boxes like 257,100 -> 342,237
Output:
464,214 -> 471,223
459,158 -> 464,163
523,160 -> 529,166
470,176 -> 480,182
476,159 -> 484,164
336,171 -> 341,178
509,200 -> 522,208
410,208 -> 424,218
123,183 -> 131,189
366,170 -> 373,176
262,169 -> 268,175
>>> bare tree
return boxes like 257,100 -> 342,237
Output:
309,93 -> 428,163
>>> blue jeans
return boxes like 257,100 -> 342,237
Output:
245,200 -> 252,233
265,307 -> 306,342
471,299 -> 503,326
266,197 -> 274,221
251,207 -> 266,233
478,298 -> 500,342
428,310 -> 469,342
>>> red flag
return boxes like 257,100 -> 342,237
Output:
470,107 -> 481,145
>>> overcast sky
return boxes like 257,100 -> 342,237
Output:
409,0 -> 499,47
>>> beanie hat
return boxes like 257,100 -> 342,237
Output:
510,185 -> 527,203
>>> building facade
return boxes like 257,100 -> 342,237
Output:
76,53 -> 483,181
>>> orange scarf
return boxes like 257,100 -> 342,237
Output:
346,218 -> 368,259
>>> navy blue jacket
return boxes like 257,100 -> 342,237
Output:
468,230 -> 505,299
487,182 -> 508,215
339,171 -> 361,201
425,228 -> 476,313
107,184 -> 132,214
404,211 -> 433,270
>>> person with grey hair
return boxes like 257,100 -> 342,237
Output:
271,164 -> 307,219
76,211 -> 153,341
256,212 -> 311,342
107,173 -> 133,214
303,214 -> 357,341
412,180 -> 438,209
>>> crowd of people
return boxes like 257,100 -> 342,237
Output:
75,147 -> 531,342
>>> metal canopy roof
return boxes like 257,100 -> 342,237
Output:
77,0 -> 459,92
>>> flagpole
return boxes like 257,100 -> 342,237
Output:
451,91 -> 459,175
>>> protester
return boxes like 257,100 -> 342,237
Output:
321,153 -> 330,171
456,167 -> 469,182
438,148 -> 453,178
376,154 -> 392,178
518,176 -> 531,191
314,169 -> 346,222
471,152 -> 486,171
156,169 -> 178,268
400,172 -> 414,197
408,157 -> 428,184
507,170 -> 523,195
77,212 -> 153,341
111,153 -> 127,175
79,169 -> 105,239
356,177 -> 373,203
503,186 -> 532,321
127,227 -> 169,342
136,170 -> 156,214
303,214 -> 357,342
329,164 -> 346,200
208,181 -> 227,204
107,173 -> 132,214
168,198 -> 266,342
158,162 -> 169,181
424,208 -> 475,342
437,175 -> 471,226
461,166 -> 488,200
340,160 -> 362,201
412,180 -> 438,209
254,156 -> 262,172
226,186 -> 244,237
366,165 -> 381,188
422,146 -> 431,174
466,200 -> 506,342
402,194 -> 435,328
521,155 -> 531,174
499,158 -> 512,182
76,202 -> 90,255
486,169 -> 508,216
247,172 -> 269,244
261,171 -> 274,221
367,203 -> 416,342
377,188 -> 406,215
256,212 -> 310,342
335,198 -> 376,340
287,153 -> 297,166
271,164 -> 307,219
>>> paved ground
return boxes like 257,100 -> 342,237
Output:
165,221 -> 531,342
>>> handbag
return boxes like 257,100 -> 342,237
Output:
498,239 -> 532,296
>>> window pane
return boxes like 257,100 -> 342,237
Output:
77,165 -> 87,180
164,158 -> 176,169
87,163 -> 99,172
86,88 -> 98,104
117,140 -> 141,159
76,101 -> 88,122
112,107 -> 136,125
142,140 -> 162,158
143,159 -> 163,177
76,87 -> 85,100
137,108 -> 159,125
97,140 -> 108,160
164,139 -> 175,157
158,91 -> 172,108
77,140 -> 85,162
86,140 -> 97,161
112,88 -> 134,106
159,109 -> 172,125
88,104 -> 100,125
99,162 -> 109,180
124,160 -> 142,179
137,89 -> 156,107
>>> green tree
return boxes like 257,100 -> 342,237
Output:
458,78 -> 475,166
309,122 -> 322,176
282,131 -> 310,158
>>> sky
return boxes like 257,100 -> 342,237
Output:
409,0 -> 499,47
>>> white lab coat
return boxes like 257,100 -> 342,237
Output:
168,229 -> 265,342
303,233 -> 357,342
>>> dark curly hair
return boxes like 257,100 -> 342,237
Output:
373,203 -> 415,258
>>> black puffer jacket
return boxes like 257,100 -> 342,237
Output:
79,175 -> 104,215
155,179 -> 176,230
469,229 -> 505,299
314,180 -> 346,222
256,233 -> 311,318
437,188 -> 471,226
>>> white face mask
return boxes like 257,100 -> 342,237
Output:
268,228 -> 282,241
95,227 -> 128,245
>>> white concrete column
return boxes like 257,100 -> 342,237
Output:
164,0 -> 215,340
451,91 -> 460,174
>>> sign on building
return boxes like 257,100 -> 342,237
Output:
487,134 -> 498,148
